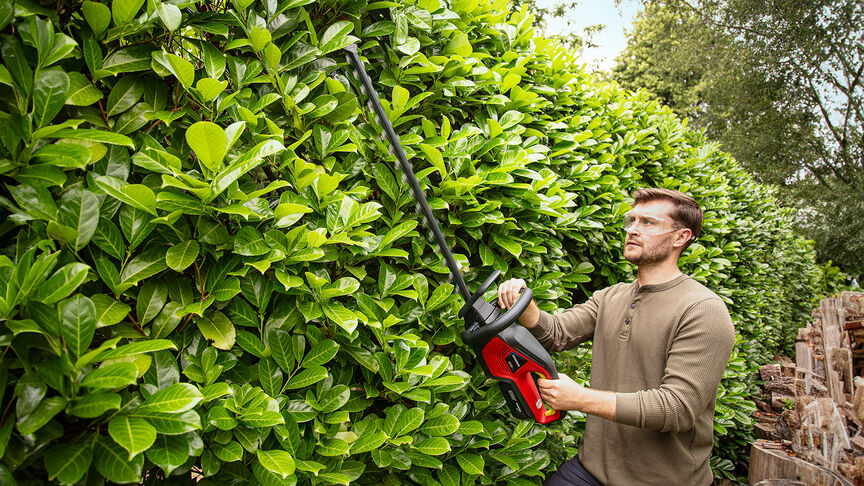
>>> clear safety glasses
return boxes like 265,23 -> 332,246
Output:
621,212 -> 679,236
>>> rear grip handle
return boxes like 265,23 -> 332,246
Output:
462,288 -> 533,346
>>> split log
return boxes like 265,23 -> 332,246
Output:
749,440 -> 853,486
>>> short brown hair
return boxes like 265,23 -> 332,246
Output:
632,188 -> 702,249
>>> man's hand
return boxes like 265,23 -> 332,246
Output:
537,373 -> 617,421
497,278 -> 526,309
497,278 -> 539,328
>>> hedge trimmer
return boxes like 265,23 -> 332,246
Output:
343,44 -> 561,424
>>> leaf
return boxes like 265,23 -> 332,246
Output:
82,1 -> 111,35
200,42 -> 226,78
33,263 -> 90,304
108,416 -> 156,459
186,121 -> 227,171
2,35 -> 33,96
196,312 -> 235,350
213,440 -> 244,461
444,31 -> 472,56
135,280 -> 167,325
16,396 -> 67,435
32,143 -> 91,169
319,21 -> 357,55
95,339 -> 176,361
257,450 -> 295,479
106,76 -> 143,117
165,53 -> 194,89
284,366 -> 327,390
420,414 -> 460,436
394,407 -> 424,437
112,0 -> 145,25
82,362 -> 138,390
322,301 -> 358,333
146,435 -> 188,475
94,436 -> 143,483
166,240 -> 199,272
302,339 -> 338,367
58,187 -> 100,249
258,357 -> 283,397
46,128 -> 134,147
208,140 -> 284,202
120,246 -> 169,285
61,295 -> 96,358
135,383 -> 203,414
414,437 -> 451,456
33,70 -> 69,129
134,410 -> 200,434
70,392 -> 122,418
156,3 -> 181,31
456,452 -> 484,475
351,429 -> 387,454
45,443 -> 93,484
268,329 -> 294,373
94,175 -> 157,215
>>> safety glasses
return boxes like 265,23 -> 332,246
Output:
622,211 -> 679,236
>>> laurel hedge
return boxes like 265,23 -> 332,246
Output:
0,0 -> 837,484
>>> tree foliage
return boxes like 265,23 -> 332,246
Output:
613,0 -> 864,280
0,0 -> 840,484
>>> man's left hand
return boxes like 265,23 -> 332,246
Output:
537,373 -> 585,411
537,373 -> 617,421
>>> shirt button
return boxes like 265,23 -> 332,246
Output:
625,319 -> 630,325
631,303 -> 636,309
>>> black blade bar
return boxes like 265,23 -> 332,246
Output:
343,44 -> 471,302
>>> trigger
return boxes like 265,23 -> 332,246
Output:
532,372 -> 556,415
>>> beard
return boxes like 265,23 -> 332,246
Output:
624,234 -> 675,266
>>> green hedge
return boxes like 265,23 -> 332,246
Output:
0,0 -> 835,484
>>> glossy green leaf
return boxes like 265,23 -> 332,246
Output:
60,295 -> 96,357
45,443 -> 93,485
284,365 -> 327,390
166,240 -> 199,272
33,70 -> 69,128
414,437 -> 450,456
108,415 -> 156,459
16,396 -> 67,435
196,311 -> 235,350
82,1 -> 111,35
95,436 -> 143,483
112,0 -> 144,25
82,362 -> 138,390
146,434 -> 189,475
257,449 -> 295,479
33,262 -> 90,304
70,392 -> 122,418
58,187 -> 100,249
135,383 -> 202,414
186,121 -> 227,171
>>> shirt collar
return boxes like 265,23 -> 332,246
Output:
632,274 -> 690,293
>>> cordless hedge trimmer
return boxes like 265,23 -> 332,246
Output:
344,44 -> 561,424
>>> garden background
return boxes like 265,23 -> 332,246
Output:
0,0 -> 855,484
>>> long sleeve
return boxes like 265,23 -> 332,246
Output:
528,288 -> 606,352
614,298 -> 735,432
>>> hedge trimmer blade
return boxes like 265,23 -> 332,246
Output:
343,44 -> 471,302
343,43 -> 561,424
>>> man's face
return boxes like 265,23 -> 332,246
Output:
622,200 -> 683,266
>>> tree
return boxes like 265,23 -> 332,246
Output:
613,0 -> 864,280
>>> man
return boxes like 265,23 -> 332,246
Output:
497,188 -> 735,486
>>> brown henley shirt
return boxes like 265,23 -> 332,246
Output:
529,274 -> 735,486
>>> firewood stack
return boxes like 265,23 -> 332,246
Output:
750,292 -> 864,486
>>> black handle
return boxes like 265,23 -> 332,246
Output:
458,270 -> 501,319
462,288 -> 533,346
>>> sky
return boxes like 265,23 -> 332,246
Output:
535,0 -> 642,72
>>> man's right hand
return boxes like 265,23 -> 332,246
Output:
497,278 -> 540,328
